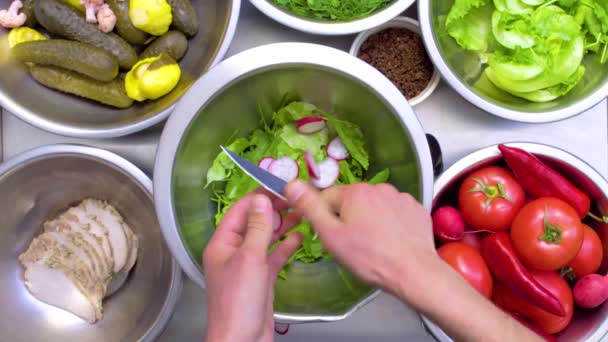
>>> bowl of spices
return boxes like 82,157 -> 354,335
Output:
351,17 -> 440,106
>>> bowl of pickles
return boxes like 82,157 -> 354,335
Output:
0,0 -> 240,138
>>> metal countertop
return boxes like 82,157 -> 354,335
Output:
2,2 -> 607,341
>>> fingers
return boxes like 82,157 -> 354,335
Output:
215,193 -> 254,235
242,195 -> 275,253
255,187 -> 289,211
272,211 -> 301,243
321,186 -> 346,213
285,181 -> 342,234
268,233 -> 303,276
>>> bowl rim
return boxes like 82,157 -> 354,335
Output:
249,0 -> 415,35
153,42 -> 434,323
0,144 -> 183,342
0,0 -> 241,139
418,2 -> 608,123
349,16 -> 441,106
422,142 -> 608,342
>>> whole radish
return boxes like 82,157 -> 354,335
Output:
573,274 -> 608,309
432,206 -> 465,242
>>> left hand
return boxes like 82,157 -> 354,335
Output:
203,192 -> 303,342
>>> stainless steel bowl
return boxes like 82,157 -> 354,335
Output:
424,142 -> 608,341
0,0 -> 240,138
154,42 -> 434,323
419,2 -> 608,123
0,144 -> 181,341
249,0 -> 415,35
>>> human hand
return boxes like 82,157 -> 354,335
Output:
285,181 -> 438,301
203,192 -> 303,342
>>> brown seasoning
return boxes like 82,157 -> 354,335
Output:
358,28 -> 434,99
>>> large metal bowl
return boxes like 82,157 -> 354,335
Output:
419,1 -> 608,123
0,144 -> 181,342
249,0 -> 415,35
154,42 -> 434,323
0,0 -> 240,138
424,142 -> 608,341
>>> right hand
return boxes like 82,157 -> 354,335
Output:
285,181 -> 438,299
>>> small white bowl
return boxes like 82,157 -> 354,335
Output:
350,16 -> 440,106
249,0 -> 416,36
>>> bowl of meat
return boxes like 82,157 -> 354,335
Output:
0,144 -> 181,341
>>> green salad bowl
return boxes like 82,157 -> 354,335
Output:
153,43 -> 434,323
419,0 -> 608,123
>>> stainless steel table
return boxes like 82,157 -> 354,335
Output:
2,2 -> 607,341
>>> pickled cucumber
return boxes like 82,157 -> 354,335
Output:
35,0 -> 137,69
22,0 -> 37,27
106,0 -> 149,45
139,30 -> 188,61
30,65 -> 133,108
14,40 -> 119,81
168,0 -> 199,37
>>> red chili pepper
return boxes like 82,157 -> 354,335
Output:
507,312 -> 558,342
498,144 -> 590,219
480,233 -> 565,317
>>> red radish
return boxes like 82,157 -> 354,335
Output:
258,157 -> 275,171
274,323 -> 289,335
311,158 -> 339,189
327,137 -> 349,161
269,157 -> 299,182
273,211 -> 282,232
432,206 -> 466,242
573,274 -> 608,309
304,152 -> 320,179
296,117 -> 326,134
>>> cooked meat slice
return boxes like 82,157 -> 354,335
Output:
45,217 -> 113,281
121,227 -> 138,273
80,199 -> 129,273
43,231 -> 108,286
62,207 -> 115,270
20,237 -> 104,320
24,264 -> 99,323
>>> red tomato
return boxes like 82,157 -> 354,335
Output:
493,270 -> 573,334
566,225 -> 603,278
437,242 -> 493,298
511,198 -> 584,271
458,166 -> 525,232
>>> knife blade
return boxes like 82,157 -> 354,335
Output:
220,146 -> 288,200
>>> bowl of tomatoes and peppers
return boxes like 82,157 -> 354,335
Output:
423,143 -> 608,342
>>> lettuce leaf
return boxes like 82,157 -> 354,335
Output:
207,100 -> 374,276
446,0 -> 494,51
492,11 -> 535,49
368,168 -> 391,185
326,117 -> 369,170
508,65 -> 585,102
205,138 -> 250,187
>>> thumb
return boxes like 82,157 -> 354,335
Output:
242,194 -> 274,253
285,181 -> 342,233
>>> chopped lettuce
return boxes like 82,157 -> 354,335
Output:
206,100 -> 383,277
445,0 -> 598,102
446,0 -> 494,51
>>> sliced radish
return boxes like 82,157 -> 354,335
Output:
304,151 -> 320,179
311,158 -> 340,189
274,322 -> 290,335
273,210 -> 282,232
269,157 -> 299,182
327,137 -> 349,161
296,116 -> 327,134
258,157 -> 275,171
